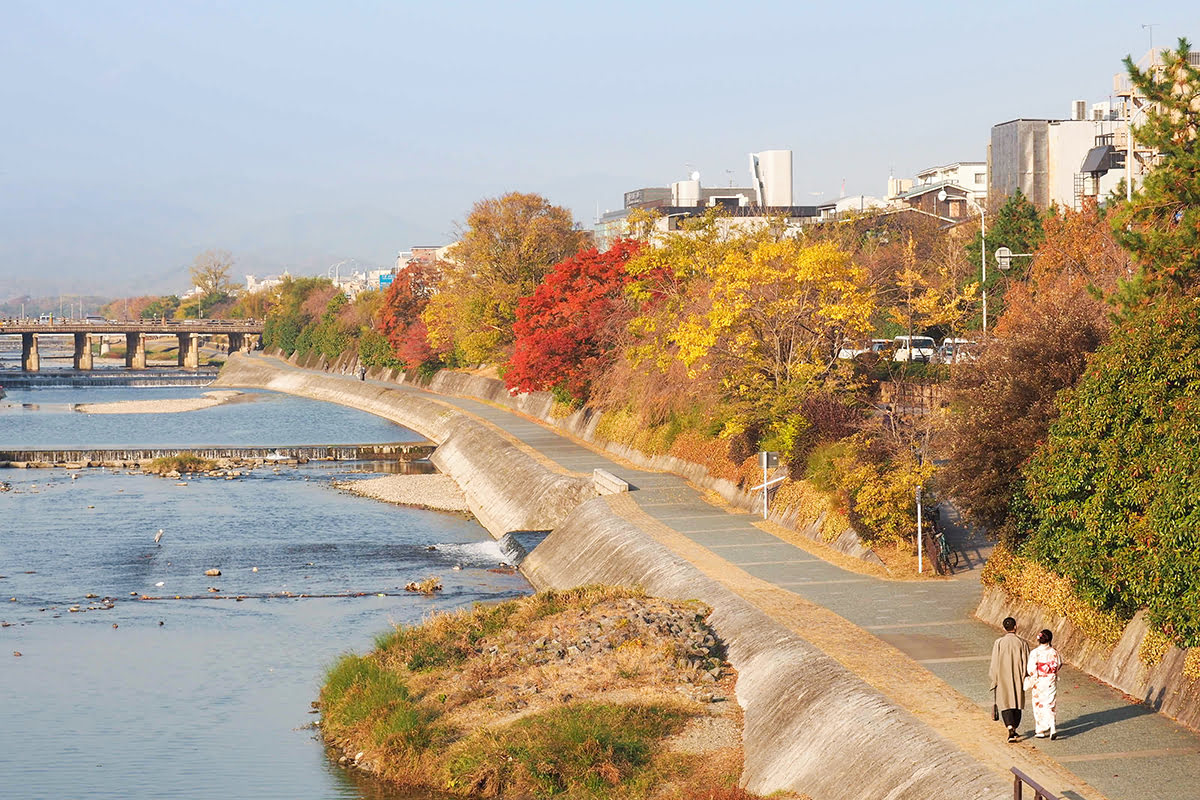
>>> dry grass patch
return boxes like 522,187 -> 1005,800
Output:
319,586 -> 753,799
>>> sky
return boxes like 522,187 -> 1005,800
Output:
0,0 -> 1194,299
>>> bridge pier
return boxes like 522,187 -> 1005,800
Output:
125,332 -> 146,370
177,332 -> 199,370
227,332 -> 259,353
73,332 -> 94,370
21,333 -> 40,371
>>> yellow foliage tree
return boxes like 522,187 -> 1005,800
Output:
673,238 -> 876,403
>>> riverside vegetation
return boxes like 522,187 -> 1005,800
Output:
318,586 -> 774,800
103,38 -> 1200,730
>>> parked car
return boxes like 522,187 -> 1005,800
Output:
869,339 -> 893,355
937,338 -> 979,364
893,335 -> 937,362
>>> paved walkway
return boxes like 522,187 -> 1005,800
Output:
265,356 -> 1200,799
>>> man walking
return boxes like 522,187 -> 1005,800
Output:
989,616 -> 1030,742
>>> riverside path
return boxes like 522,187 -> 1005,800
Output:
250,354 -> 1200,800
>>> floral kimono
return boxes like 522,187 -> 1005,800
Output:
1027,643 -> 1062,737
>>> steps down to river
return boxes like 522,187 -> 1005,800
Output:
0,441 -> 435,467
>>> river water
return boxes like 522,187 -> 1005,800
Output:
0,386 -> 532,799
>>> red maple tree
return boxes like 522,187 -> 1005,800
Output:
506,239 -> 644,400
377,263 -> 439,368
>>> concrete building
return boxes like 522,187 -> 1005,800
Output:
988,109 -> 1124,210
595,149 -> 813,249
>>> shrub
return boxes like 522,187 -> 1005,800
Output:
1016,296 -> 1200,646
145,453 -> 216,474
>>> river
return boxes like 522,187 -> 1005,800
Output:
0,385 -> 533,799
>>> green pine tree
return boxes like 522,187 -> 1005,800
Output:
963,188 -> 1045,325
1110,37 -> 1200,299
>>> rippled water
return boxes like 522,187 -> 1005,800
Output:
0,386 -> 421,449
0,387 -> 531,799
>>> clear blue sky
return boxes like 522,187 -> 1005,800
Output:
0,0 -> 1192,298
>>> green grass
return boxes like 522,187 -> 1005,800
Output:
321,654 -> 447,752
446,703 -> 691,797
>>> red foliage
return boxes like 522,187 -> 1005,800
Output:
506,240 -> 643,399
377,264 -> 438,368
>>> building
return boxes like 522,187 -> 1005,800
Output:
595,149 -> 821,249
914,162 -> 987,202
988,107 -> 1124,210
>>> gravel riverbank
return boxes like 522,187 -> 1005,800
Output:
334,473 -> 470,513
74,390 -> 244,415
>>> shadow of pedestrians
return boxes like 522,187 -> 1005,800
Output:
1055,697 -> 1157,737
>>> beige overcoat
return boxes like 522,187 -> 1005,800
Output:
989,632 -> 1030,710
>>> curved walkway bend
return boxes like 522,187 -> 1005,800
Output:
220,354 -> 1200,800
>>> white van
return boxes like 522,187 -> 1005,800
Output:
893,335 -> 937,362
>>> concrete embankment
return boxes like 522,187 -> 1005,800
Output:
522,498 -> 1009,799
216,353 -> 1010,799
215,355 -> 594,537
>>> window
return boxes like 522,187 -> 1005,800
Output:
974,172 -> 986,184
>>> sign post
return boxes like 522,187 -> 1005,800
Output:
758,451 -> 779,520
916,486 -> 924,574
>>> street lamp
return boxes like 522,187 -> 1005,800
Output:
940,189 -> 988,334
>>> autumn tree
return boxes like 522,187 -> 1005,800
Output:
378,264 -> 440,369
939,205 -> 1127,530
506,239 -> 643,400
672,238 -> 875,417
423,193 -> 585,364
1109,38 -> 1200,297
190,249 -> 235,295
888,234 -> 979,347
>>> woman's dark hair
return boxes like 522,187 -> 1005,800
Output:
1037,629 -> 1053,645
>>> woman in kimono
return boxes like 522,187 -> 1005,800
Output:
1027,629 -> 1062,739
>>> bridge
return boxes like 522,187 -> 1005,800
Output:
0,319 -> 264,371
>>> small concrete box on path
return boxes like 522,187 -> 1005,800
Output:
593,468 -> 629,495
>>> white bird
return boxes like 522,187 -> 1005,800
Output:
155,581 -> 165,588
154,529 -> 164,545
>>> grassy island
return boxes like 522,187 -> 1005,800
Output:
318,586 -> 767,799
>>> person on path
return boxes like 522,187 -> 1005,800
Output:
989,616 -> 1030,741
1027,629 -> 1062,740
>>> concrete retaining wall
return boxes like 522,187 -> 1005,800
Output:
341,356 -> 879,564
523,499 -> 1007,799
977,587 -> 1200,733
216,355 -> 593,537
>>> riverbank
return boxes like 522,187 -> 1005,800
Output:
216,353 -> 1023,800
74,389 -> 244,414
334,473 -> 470,513
319,586 -> 754,799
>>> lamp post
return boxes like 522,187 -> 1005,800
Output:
940,189 -> 988,334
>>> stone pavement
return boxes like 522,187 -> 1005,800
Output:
284,358 -> 1200,799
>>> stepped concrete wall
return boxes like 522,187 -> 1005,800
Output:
977,587 -> 1200,733
219,354 -> 1008,798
